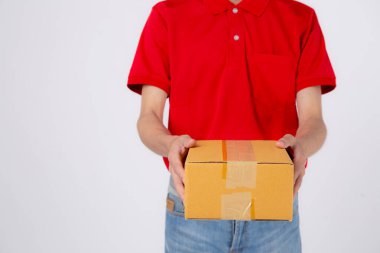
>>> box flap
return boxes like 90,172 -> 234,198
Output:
252,140 -> 293,164
185,140 -> 293,165
186,140 -> 223,163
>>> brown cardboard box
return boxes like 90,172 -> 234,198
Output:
184,140 -> 294,221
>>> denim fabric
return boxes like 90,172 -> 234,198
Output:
165,175 -> 302,253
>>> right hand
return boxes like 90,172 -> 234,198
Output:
168,134 -> 196,202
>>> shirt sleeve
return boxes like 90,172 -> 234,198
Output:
126,5 -> 171,97
295,9 -> 336,95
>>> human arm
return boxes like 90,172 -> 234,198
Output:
137,84 -> 195,201
276,85 -> 327,197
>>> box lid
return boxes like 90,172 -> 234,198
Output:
185,140 -> 293,165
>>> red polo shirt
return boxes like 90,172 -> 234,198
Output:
127,0 -> 336,171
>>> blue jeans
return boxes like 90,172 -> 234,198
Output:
165,175 -> 302,253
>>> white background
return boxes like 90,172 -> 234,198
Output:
1,0 -> 379,252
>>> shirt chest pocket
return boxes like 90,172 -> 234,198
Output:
250,53 -> 296,106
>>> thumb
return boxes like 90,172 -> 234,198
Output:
183,136 -> 196,148
276,134 -> 296,149
276,140 -> 286,148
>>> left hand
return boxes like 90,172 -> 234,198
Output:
276,134 -> 307,198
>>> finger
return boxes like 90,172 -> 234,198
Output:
294,143 -> 307,159
293,165 -> 304,184
172,172 -> 184,193
276,134 -> 295,148
180,145 -> 186,154
293,175 -> 303,198
173,159 -> 185,185
170,145 -> 186,184
172,173 -> 185,202
184,137 -> 196,148
179,145 -> 188,165
169,163 -> 174,174
294,157 -> 306,170
180,134 -> 195,146
293,152 -> 306,172
172,151 -> 185,184
177,137 -> 196,182
275,139 -> 286,148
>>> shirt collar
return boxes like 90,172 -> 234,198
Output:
203,0 -> 270,16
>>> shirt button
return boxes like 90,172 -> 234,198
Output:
233,34 -> 240,41
232,7 -> 238,14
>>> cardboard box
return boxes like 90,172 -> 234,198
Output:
184,140 -> 294,221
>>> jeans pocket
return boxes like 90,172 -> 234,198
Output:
166,192 -> 185,217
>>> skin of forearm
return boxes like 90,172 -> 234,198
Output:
295,117 -> 327,158
137,112 -> 178,157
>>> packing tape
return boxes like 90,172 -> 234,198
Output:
221,140 -> 257,189
222,140 -> 228,178
220,192 -> 255,220
222,140 -> 228,161
225,140 -> 256,161
225,162 -> 257,189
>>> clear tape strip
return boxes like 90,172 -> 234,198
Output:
220,192 -> 255,220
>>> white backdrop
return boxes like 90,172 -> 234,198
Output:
1,0 -> 379,252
